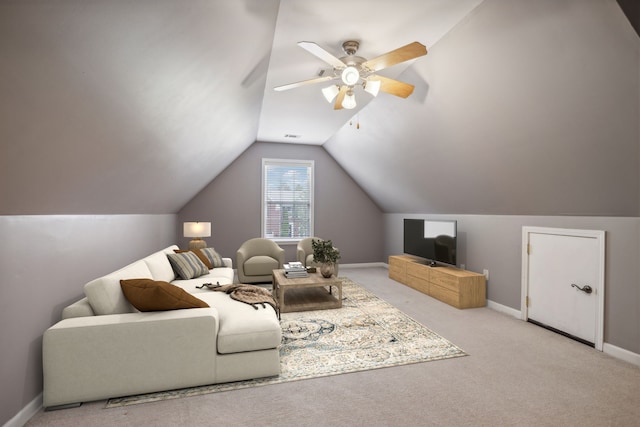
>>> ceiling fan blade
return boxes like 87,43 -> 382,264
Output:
274,75 -> 335,91
333,86 -> 347,110
298,41 -> 346,69
368,75 -> 415,98
362,41 -> 427,72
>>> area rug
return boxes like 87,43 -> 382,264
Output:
106,278 -> 466,408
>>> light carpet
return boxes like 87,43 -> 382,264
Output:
106,278 -> 466,408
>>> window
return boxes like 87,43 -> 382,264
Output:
262,159 -> 314,242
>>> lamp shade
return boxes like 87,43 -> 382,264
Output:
322,85 -> 340,103
183,222 -> 211,238
364,79 -> 381,97
342,91 -> 357,109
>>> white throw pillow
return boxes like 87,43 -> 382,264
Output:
84,260 -> 153,315
143,247 -> 178,282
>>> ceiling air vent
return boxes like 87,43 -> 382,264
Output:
284,134 -> 301,139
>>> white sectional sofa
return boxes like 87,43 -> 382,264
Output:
42,245 -> 282,409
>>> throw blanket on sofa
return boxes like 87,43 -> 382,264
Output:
212,284 -> 277,312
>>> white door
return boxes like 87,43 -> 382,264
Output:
521,227 -> 605,350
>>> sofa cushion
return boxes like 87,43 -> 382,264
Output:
143,247 -> 178,282
196,292 -> 281,354
120,279 -> 209,311
171,269 -> 235,294
244,255 -> 280,276
167,252 -> 209,280
84,260 -> 153,315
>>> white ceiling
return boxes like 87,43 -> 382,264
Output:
1,0 -> 638,217
258,0 -> 484,144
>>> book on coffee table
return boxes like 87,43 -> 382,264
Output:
285,271 -> 308,278
284,262 -> 308,278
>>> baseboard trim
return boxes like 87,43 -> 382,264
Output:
486,299 -> 521,319
5,393 -> 41,427
603,343 -> 640,367
484,303 -> 640,366
340,262 -> 387,269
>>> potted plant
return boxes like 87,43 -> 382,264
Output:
312,238 -> 341,278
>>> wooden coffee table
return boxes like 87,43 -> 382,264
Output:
272,269 -> 342,319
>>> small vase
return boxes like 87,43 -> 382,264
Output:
320,263 -> 334,278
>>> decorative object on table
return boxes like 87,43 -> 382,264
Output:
311,238 -> 340,278
283,261 -> 308,278
297,237 -> 339,276
183,221 -> 211,250
106,278 -> 466,408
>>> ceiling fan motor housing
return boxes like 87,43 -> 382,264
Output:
342,40 -> 359,55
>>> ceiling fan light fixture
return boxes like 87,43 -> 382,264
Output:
342,90 -> 357,109
321,85 -> 340,103
364,79 -> 381,97
277,40 -> 428,112
341,66 -> 360,86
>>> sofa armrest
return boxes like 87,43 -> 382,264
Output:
62,297 -> 96,319
236,246 -> 248,265
296,247 -> 306,265
276,246 -> 285,268
222,257 -> 233,268
43,308 -> 219,408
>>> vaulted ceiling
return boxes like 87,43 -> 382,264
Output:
1,0 -> 639,216
258,0 -> 483,144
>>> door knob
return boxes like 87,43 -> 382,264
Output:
571,284 -> 593,294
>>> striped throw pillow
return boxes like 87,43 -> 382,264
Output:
167,252 -> 209,280
200,247 -> 225,268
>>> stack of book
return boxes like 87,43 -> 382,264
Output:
283,262 -> 308,278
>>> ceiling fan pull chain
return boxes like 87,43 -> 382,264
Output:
349,116 -> 361,129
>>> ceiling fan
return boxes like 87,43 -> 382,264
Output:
274,40 -> 428,110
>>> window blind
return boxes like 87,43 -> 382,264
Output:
262,159 -> 314,241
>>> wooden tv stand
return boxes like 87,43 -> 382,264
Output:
388,255 -> 486,309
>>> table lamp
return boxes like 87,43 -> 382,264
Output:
183,222 -> 211,250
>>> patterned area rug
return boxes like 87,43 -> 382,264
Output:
106,278 -> 466,408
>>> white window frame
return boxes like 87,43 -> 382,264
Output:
261,158 -> 314,244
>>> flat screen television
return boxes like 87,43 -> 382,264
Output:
403,219 -> 457,267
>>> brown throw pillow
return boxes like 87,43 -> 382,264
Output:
120,278 -> 209,312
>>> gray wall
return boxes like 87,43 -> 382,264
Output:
178,142 -> 384,264
0,1 -> 279,216
2,0 -> 640,424
384,213 -> 640,354
0,214 -> 175,425
325,0 -> 640,217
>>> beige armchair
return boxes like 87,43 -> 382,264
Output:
296,237 -> 339,276
237,238 -> 285,284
